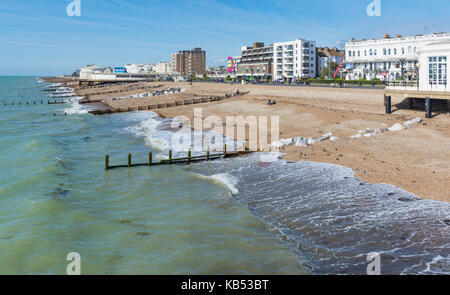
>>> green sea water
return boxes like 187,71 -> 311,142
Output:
0,77 -> 307,274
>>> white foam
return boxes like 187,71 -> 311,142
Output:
260,152 -> 283,163
124,115 -> 171,152
64,101 -> 88,115
196,173 -> 239,195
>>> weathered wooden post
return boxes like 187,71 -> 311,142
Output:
425,97 -> 432,119
149,152 -> 152,166
128,153 -> 132,167
206,147 -> 210,161
105,155 -> 109,170
187,149 -> 191,164
224,144 -> 227,156
169,150 -> 172,164
385,96 -> 392,114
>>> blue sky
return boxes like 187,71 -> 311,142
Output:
1,0 -> 450,75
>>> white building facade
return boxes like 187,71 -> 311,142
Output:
418,41 -> 449,92
345,32 -> 450,81
125,64 -> 153,74
152,62 -> 174,75
273,39 -> 316,81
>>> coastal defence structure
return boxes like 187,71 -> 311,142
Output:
385,40 -> 450,118
105,144 -> 251,170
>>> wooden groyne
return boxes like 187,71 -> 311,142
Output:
80,84 -> 164,99
89,91 -> 249,115
2,99 -> 76,106
105,145 -> 251,170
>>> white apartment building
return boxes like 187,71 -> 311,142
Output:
125,64 -> 153,74
152,62 -> 174,75
273,39 -> 317,81
344,32 -> 450,81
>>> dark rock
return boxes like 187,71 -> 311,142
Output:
136,232 -> 150,236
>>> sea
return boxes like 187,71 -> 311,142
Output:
0,76 -> 448,275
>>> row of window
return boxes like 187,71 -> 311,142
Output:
348,46 -> 417,58
429,56 -> 447,86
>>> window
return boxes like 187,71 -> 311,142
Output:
358,51 -> 360,57
364,50 -> 367,56
383,48 -> 387,55
394,48 -> 397,55
428,56 -> 447,85
388,49 -> 391,55
369,49 -> 373,56
374,49 -> 377,55
402,48 -> 405,55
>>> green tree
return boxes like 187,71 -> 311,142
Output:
321,61 -> 339,78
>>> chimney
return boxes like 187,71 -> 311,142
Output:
384,34 -> 391,39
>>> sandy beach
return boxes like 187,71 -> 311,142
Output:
70,80 -> 450,202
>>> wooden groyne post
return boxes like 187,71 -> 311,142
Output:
105,155 -> 109,170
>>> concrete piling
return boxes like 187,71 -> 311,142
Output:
385,96 -> 392,114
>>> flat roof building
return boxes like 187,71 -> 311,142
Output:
236,42 -> 274,80
344,32 -> 450,81
273,39 -> 317,81
171,48 -> 206,77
